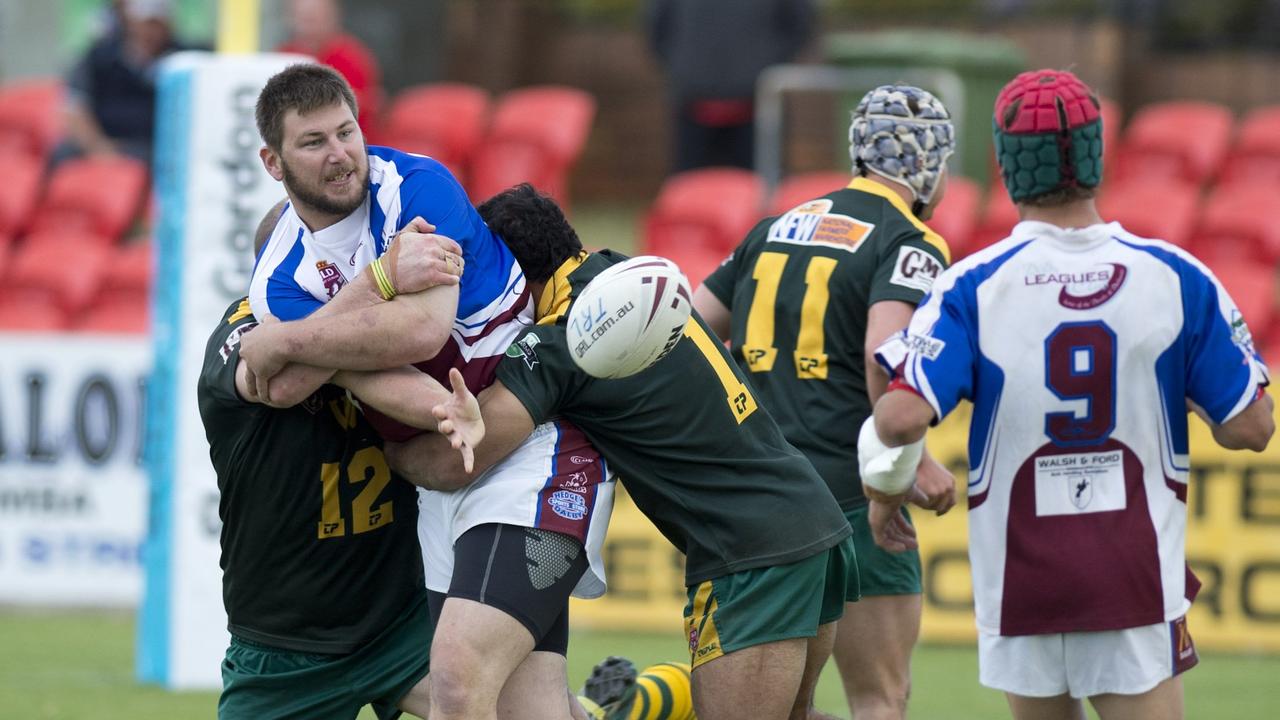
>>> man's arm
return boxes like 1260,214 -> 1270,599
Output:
384,380 -> 536,491
335,367 -> 484,473
243,219 -> 466,405
1192,392 -> 1275,452
860,388 -> 938,553
241,200 -> 379,406
331,367 -> 452,432
253,283 -> 460,372
865,301 -> 915,403
866,300 -> 956,516
691,285 -> 732,340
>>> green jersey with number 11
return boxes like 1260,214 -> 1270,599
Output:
702,177 -> 951,510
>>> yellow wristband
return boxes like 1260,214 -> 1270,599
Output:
371,257 -> 397,301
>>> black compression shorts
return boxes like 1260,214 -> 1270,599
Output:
428,523 -> 588,656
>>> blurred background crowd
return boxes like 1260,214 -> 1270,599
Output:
1,3 -> 1279,716
5,0 -> 1280,356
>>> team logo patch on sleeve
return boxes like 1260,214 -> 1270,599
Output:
890,246 -> 943,292
1229,310 -> 1257,355
905,332 -> 946,360
505,333 -> 542,369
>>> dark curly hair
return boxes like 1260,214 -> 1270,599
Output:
478,184 -> 583,283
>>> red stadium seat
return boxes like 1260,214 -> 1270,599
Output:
1222,105 -> 1280,185
11,235 -> 113,314
969,183 -> 1021,254
926,175 -> 981,260
642,168 -> 764,257
1264,336 -> 1280,370
1189,181 -> 1280,266
469,140 -> 559,203
29,156 -> 148,242
1097,179 -> 1199,248
1098,97 -> 1122,181
1117,102 -> 1233,186
666,245 -> 730,290
0,78 -> 63,161
766,172 -> 851,216
382,83 -> 491,181
1203,259 -> 1276,347
0,154 -> 44,241
0,297 -> 70,331
469,86 -> 596,207
77,297 -> 149,334
97,241 -> 152,306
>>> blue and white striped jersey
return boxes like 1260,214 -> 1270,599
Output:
882,220 -> 1269,637
250,145 -> 525,325
247,146 -> 532,416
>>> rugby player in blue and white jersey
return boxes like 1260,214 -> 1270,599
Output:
862,70 -> 1274,720
238,64 -> 611,720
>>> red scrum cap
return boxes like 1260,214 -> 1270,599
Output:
993,70 -> 1104,202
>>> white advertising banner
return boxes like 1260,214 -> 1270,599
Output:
137,51 -> 302,690
0,335 -> 149,606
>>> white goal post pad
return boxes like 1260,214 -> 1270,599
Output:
138,51 -> 304,690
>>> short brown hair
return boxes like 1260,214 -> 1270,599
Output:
255,64 -> 358,150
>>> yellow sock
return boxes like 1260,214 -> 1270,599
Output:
626,662 -> 696,720
577,695 -> 607,720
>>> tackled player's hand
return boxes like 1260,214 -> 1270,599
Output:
866,494 -> 918,553
911,452 -> 957,516
237,314 -> 289,403
431,368 -> 484,473
385,217 -> 465,294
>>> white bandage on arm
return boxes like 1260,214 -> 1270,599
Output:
858,416 -> 924,496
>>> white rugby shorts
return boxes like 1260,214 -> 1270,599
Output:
978,616 -> 1199,698
417,420 -> 614,599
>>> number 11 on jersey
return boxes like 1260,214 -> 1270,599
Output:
742,251 -> 837,380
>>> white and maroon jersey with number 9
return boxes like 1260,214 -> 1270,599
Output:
882,220 -> 1270,637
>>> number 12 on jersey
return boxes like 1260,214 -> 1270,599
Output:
742,251 -> 837,380
318,446 -> 394,539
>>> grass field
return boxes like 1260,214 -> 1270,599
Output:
2,610 -> 1278,719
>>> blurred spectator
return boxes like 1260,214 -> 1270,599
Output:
53,0 -> 188,167
645,0 -> 815,172
92,0 -> 128,41
277,0 -> 384,139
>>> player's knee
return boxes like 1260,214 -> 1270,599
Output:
429,663 -> 484,715
429,640 -> 493,713
849,691 -> 911,717
849,683 -> 910,718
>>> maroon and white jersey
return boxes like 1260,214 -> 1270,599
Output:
248,147 -> 614,596
419,420 -> 614,598
881,221 -> 1269,636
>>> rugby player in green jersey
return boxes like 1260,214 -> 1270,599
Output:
693,86 -> 959,720
388,184 -> 857,720
198,219 -> 480,720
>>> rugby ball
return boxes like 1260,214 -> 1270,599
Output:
566,256 -> 693,379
